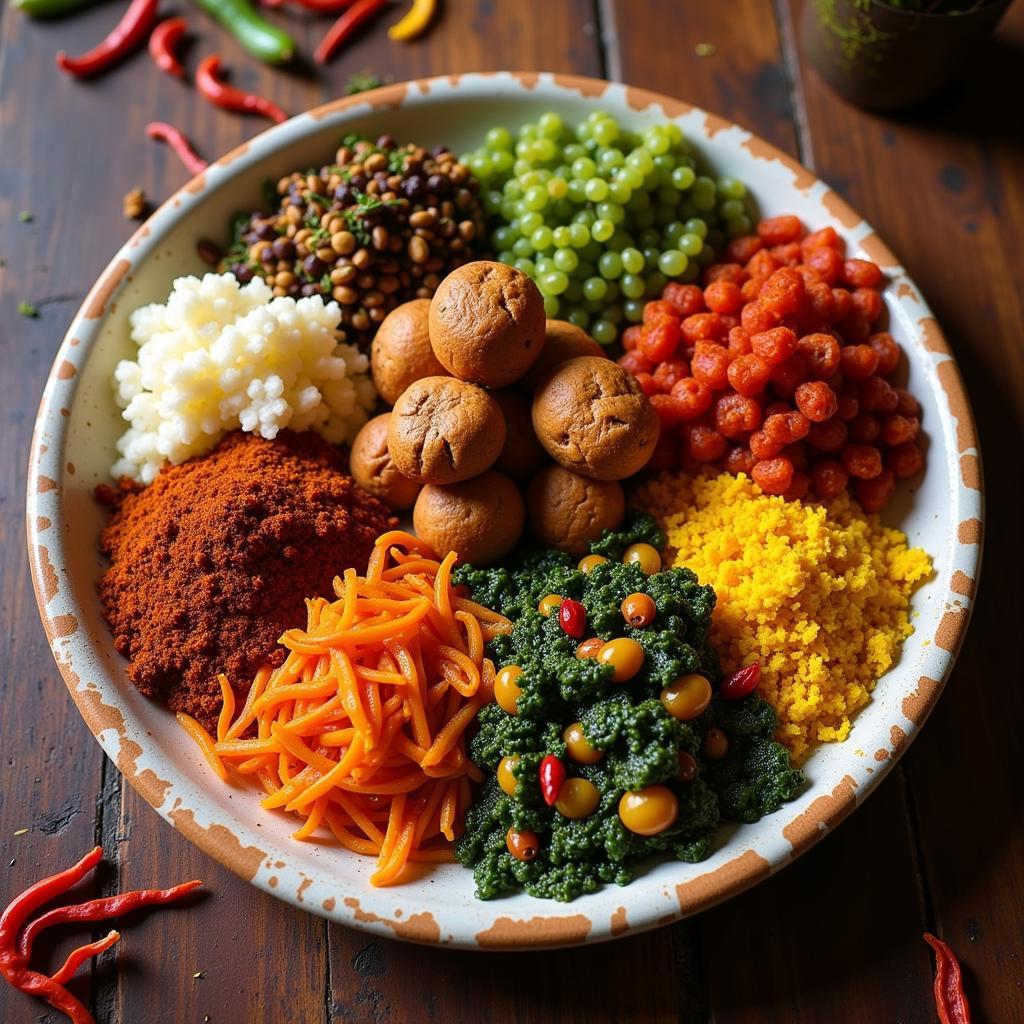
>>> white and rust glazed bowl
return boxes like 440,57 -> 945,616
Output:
26,73 -> 983,950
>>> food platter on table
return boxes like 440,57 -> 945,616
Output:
26,72 -> 982,950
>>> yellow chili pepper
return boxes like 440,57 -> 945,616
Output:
388,0 -> 435,40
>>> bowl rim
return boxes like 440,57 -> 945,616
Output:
24,70 -> 984,950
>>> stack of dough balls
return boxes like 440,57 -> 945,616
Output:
349,261 -> 659,564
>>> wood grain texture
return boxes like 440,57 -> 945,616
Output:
606,2 -> 936,1020
783,3 -> 1024,1020
0,7 -> 116,1023
1,0 -> 1022,1021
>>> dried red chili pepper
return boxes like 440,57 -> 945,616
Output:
719,661 -> 761,700
195,53 -> 288,123
0,846 -> 201,1024
56,0 -> 158,77
314,0 -> 388,63
538,754 -> 565,806
558,598 -> 587,639
924,932 -> 973,1024
146,122 -> 209,177
148,17 -> 189,78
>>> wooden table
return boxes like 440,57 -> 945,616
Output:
2,2 -> 1022,1020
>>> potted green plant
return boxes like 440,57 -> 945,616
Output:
801,0 -> 1014,110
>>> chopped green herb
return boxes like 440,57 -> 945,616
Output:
453,515 -> 803,902
344,73 -> 385,96
18,211 -> 33,223
695,42 -> 716,57
17,301 -> 39,318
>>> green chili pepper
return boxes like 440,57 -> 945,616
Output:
12,0 -> 96,19
190,0 -> 295,64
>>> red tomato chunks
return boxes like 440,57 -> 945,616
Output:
623,214 -> 924,510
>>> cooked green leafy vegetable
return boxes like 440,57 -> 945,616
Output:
454,515 -> 804,902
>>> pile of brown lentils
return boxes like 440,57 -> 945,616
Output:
219,134 -> 486,348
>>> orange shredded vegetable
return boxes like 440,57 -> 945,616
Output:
180,531 -> 511,886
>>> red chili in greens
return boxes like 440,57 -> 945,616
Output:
558,598 -> 587,639
719,661 -> 761,700
0,846 -> 200,1024
538,755 -> 565,806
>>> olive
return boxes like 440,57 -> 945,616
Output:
677,750 -> 698,782
494,665 -> 524,715
621,592 -> 657,628
577,554 -> 609,574
563,722 -> 604,764
702,728 -> 729,761
622,543 -> 662,575
272,236 -> 296,260
575,637 -> 604,660
660,674 -> 712,721
555,777 -> 601,819
618,785 -> 679,836
538,594 -> 564,617
497,755 -> 520,796
597,637 -> 645,682
506,826 -> 540,862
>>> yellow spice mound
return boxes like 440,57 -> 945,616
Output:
634,472 -> 933,762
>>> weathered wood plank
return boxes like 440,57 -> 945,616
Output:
784,2 -> 1024,1018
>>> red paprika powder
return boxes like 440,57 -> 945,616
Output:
98,431 -> 394,727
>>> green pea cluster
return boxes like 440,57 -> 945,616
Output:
462,111 -> 751,343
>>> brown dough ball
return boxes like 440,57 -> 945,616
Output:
526,465 -> 625,557
388,377 -> 506,484
491,390 -> 547,481
519,320 -> 606,392
371,299 -> 448,404
532,356 -> 660,480
414,470 -> 525,565
349,413 -> 421,511
429,261 -> 546,388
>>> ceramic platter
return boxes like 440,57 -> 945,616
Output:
26,73 -> 983,950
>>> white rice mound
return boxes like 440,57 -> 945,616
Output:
111,273 -> 377,483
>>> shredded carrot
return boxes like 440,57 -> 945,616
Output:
179,531 -> 509,887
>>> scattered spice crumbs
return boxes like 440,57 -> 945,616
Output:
17,301 -> 39,318
123,187 -> 149,220
18,211 -> 33,222
695,42 -> 717,57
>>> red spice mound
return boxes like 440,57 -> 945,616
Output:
620,215 -> 925,511
98,430 -> 394,727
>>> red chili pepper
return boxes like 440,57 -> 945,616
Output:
924,932 -> 973,1024
314,0 -> 389,64
719,661 -> 761,700
56,0 -> 158,77
146,122 -> 209,177
538,754 -> 565,806
148,17 -> 188,78
558,598 -> 587,639
195,53 -> 288,124
0,846 -> 201,1024
281,0 -> 361,9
